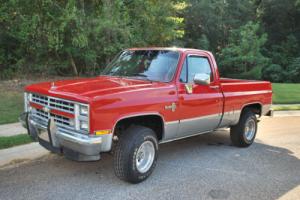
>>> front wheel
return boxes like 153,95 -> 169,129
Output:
230,108 -> 257,147
113,125 -> 158,183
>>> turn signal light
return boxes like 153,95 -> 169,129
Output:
95,130 -> 111,135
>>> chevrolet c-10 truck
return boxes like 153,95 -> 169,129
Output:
20,47 -> 273,183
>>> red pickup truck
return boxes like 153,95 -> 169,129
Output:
20,47 -> 272,183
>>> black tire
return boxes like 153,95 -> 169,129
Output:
230,108 -> 257,147
113,125 -> 158,183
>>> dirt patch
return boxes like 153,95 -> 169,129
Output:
0,153 -> 56,170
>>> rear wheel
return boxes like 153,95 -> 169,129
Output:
113,125 -> 158,183
230,108 -> 257,147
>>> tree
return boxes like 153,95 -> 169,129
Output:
218,22 -> 268,79
262,64 -> 284,83
1,0 -> 300,83
124,0 -> 185,47
258,0 -> 300,49
183,0 -> 257,52
0,0 -> 185,78
287,57 -> 300,82
267,35 -> 299,70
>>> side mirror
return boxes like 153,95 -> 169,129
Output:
193,73 -> 210,85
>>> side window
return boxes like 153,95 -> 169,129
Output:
187,56 -> 212,83
179,59 -> 187,83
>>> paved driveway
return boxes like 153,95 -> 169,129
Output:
1,117 -> 300,200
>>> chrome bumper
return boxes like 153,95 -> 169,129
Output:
19,112 -> 112,160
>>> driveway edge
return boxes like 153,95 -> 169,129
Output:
0,142 -> 49,168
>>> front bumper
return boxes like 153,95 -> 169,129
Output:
19,112 -> 112,161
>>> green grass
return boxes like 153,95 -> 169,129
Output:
0,91 -> 24,125
272,105 -> 300,111
272,83 -> 300,104
0,134 -> 33,150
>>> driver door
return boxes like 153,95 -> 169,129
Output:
177,54 -> 223,137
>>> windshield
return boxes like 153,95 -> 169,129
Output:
101,50 -> 180,82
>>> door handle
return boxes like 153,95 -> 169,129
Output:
210,85 -> 220,89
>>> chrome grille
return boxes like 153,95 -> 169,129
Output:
32,93 -> 74,113
32,93 -> 48,105
28,93 -> 89,134
32,108 -> 74,130
30,93 -> 75,130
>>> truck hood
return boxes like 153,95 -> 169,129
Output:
25,76 -> 159,103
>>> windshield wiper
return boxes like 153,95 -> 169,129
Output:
131,73 -> 153,82
132,73 -> 147,77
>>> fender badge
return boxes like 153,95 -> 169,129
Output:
165,102 -> 177,112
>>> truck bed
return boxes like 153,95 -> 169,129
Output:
220,78 -> 272,119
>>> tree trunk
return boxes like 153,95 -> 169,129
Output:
68,53 -> 78,76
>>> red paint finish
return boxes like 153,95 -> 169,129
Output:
24,47 -> 272,134
30,102 -> 75,118
30,102 -> 44,110
51,109 -> 75,119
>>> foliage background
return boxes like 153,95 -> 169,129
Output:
0,0 -> 300,83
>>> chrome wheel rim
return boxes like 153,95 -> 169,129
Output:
136,141 -> 155,173
244,118 -> 256,141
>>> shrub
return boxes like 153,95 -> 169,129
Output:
287,57 -> 300,83
262,64 -> 284,82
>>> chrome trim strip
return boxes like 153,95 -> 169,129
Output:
165,120 -> 179,125
180,113 -> 221,123
224,90 -> 272,96
24,93 -> 28,112
56,131 -> 102,145
160,130 -> 212,144
221,81 -> 271,86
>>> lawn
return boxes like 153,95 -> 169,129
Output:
0,134 -> 33,150
272,104 -> 300,111
272,83 -> 300,104
0,91 -> 24,125
0,77 -> 71,125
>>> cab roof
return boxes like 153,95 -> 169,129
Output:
127,47 -> 211,54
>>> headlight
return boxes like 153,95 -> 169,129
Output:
79,105 -> 89,116
79,120 -> 89,131
75,103 -> 89,133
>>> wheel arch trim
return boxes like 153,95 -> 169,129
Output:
241,102 -> 263,115
112,112 -> 166,141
